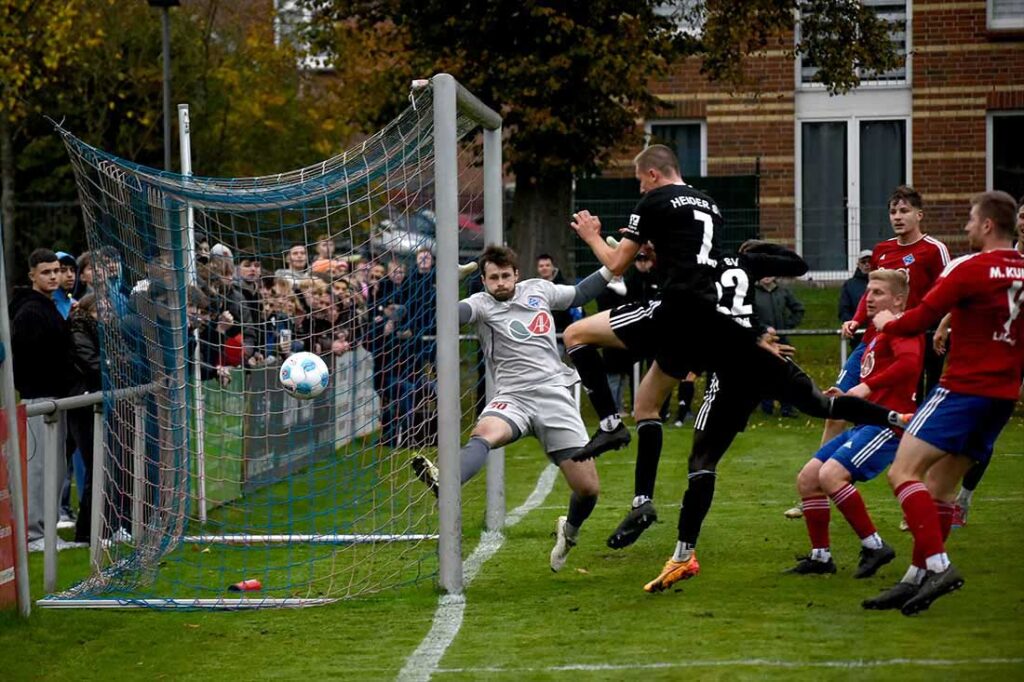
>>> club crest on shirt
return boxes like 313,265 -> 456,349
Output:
860,350 -> 875,378
526,296 -> 542,308
902,254 -> 916,266
508,311 -> 552,340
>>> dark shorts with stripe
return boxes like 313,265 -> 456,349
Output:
608,300 -> 660,359
696,358 -> 816,436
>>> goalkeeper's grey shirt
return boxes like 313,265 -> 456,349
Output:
462,278 -> 580,393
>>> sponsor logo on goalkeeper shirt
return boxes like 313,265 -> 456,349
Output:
508,312 -> 552,340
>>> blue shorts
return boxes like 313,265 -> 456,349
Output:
834,341 -> 866,392
814,424 -> 899,482
907,387 -> 1016,465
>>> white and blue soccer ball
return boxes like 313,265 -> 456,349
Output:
279,351 -> 330,399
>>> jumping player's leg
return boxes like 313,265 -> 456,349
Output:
564,311 -> 625,422
821,342 -> 866,445
605,361 -> 679,550
644,385 -> 744,592
565,309 -> 636,459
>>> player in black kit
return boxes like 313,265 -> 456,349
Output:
566,145 -> 910,558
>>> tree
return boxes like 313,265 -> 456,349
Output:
305,0 -> 898,273
5,0 -> 389,280
0,0 -> 101,279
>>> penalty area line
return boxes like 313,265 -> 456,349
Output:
434,657 -> 1024,674
397,464 -> 560,682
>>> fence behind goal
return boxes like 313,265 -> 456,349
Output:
40,74 -> 502,609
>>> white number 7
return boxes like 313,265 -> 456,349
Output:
995,280 -> 1024,345
694,209 -> 715,265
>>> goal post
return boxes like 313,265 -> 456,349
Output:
38,73 -> 503,609
432,74 -> 504,594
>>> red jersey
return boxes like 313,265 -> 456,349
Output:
859,332 -> 923,414
853,234 -> 951,343
885,249 -> 1024,400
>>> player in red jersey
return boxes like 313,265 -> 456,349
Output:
822,186 -> 950,445
865,191 -> 1024,616
789,270 -> 922,579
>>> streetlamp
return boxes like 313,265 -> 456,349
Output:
147,0 -> 181,171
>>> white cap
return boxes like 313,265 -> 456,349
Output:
210,243 -> 234,260
858,250 -> 872,260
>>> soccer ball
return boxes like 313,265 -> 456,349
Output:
279,351 -> 330,399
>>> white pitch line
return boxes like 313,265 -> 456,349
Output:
435,657 -> 1024,674
397,464 -> 560,682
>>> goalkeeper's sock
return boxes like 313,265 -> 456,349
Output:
459,436 -> 491,484
567,344 -> 618,425
634,419 -> 663,500
567,491 -> 597,530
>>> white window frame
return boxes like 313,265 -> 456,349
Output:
987,110 -> 1024,191
643,119 -> 708,177
796,0 -> 912,91
988,0 -> 1024,30
273,0 -> 332,71
795,112 -> 912,278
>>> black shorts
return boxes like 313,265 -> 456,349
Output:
608,301 -> 659,359
650,295 -> 760,379
695,358 -> 813,436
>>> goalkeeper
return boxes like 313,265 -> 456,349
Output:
412,244 -> 615,572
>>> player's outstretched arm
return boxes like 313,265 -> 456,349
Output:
742,244 -> 809,279
568,267 -> 615,307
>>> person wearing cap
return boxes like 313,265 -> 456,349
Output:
53,251 -> 78,319
839,250 -> 873,323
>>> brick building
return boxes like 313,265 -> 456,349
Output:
638,1 -> 1024,279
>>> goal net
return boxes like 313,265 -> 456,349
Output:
44,75 -> 502,608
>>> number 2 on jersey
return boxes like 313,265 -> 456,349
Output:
716,268 -> 753,322
995,280 -> 1024,345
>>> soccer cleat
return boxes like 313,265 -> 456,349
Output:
457,262 -> 478,279
606,500 -> 657,549
410,454 -> 439,498
899,518 -> 909,532
550,516 -> 576,572
894,412 -> 914,429
783,503 -> 804,519
605,235 -> 620,248
951,503 -> 967,529
854,542 -> 897,579
862,581 -> 920,610
786,555 -> 837,575
900,564 -> 965,616
643,554 -> 701,593
572,423 -> 631,462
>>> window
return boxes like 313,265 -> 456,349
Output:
799,118 -> 908,271
988,112 -> 1024,200
989,0 -> 1024,30
274,0 -> 331,71
646,121 -> 706,178
800,0 -> 908,87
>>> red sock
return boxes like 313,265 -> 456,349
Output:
802,495 -> 831,549
896,481 -> 944,563
829,483 -> 877,539
936,500 -> 955,542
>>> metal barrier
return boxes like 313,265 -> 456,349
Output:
21,383 -> 159,594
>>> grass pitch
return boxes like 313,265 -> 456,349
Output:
2,415 -> 1022,680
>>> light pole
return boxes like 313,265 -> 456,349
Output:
148,0 -> 180,171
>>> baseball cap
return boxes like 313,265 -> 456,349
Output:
857,250 -> 872,260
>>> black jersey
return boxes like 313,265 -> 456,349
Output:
715,243 -> 808,331
621,183 -> 722,303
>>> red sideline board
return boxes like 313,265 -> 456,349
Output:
0,406 -> 28,609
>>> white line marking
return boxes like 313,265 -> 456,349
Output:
435,657 -> 1024,674
398,465 -> 559,682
